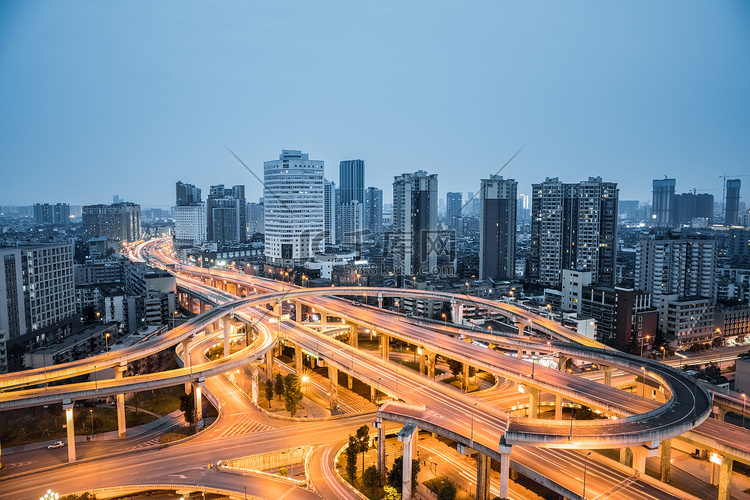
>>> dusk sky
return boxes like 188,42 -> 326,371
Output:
1,1 -> 748,208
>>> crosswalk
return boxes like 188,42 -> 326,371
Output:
213,414 -> 274,439
338,399 -> 378,414
125,437 -> 161,451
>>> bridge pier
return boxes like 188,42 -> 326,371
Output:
631,445 -> 658,474
328,365 -> 339,410
375,417 -> 385,480
294,301 -> 302,322
528,388 -> 540,418
427,352 -> 436,379
349,323 -> 358,348
718,455 -> 734,500
602,366 -> 613,386
450,299 -> 464,325
378,293 -> 383,308
250,366 -> 259,404
193,378 -> 205,428
265,350 -> 273,380
515,321 -> 526,336
462,362 -> 470,392
63,399 -> 76,462
398,423 -> 418,500
223,317 -> 230,357
114,363 -> 127,438
476,452 -> 491,500
517,348 -> 523,360
418,348 -> 425,375
295,345 -> 303,374
320,312 -> 327,328
498,444 -> 512,499
715,407 -> 728,421
379,334 -> 390,361
659,439 -> 672,483
555,394 -> 563,420
559,355 -> 568,371
370,386 -> 377,403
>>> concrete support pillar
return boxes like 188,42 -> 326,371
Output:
710,460 -> 720,486
398,424 -> 417,500
515,321 -> 526,336
451,300 -> 463,325
320,313 -> 327,328
63,400 -> 76,462
476,453 -> 491,500
113,363 -> 127,438
371,386 -> 377,403
193,379 -> 204,428
376,418 -> 385,480
348,373 -> 353,390
223,317 -> 230,357
462,362 -> 470,392
517,348 -> 523,360
498,447 -> 512,500
715,408 -> 728,421
380,334 -> 390,361
295,301 -> 302,323
659,439 -> 672,483
619,447 -> 630,467
555,394 -> 563,420
250,365 -> 259,404
602,366 -> 613,386
212,319 -> 219,334
427,352 -> 436,379
349,323 -> 358,348
419,349 -> 426,375
181,338 -> 192,369
630,446 -> 655,474
559,355 -> 568,371
295,345 -> 303,374
328,365 -> 339,410
265,350 -> 273,380
378,293 -> 383,308
273,301 -> 281,315
528,388 -> 540,419
718,456 -> 734,500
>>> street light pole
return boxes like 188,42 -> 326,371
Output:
641,367 -> 646,397
582,451 -> 592,500
743,393 -> 747,429
90,409 -> 94,439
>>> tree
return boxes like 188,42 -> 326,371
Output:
387,456 -> 420,495
447,359 -> 462,378
179,393 -> 195,428
346,435 -> 358,480
437,482 -> 457,500
356,424 -> 370,476
363,465 -> 380,489
264,379 -> 274,407
383,485 -> 401,500
573,405 -> 596,420
284,374 -> 302,417
274,372 -> 285,400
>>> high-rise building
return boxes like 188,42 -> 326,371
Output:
618,200 -> 639,219
174,203 -> 207,245
673,192 -> 714,226
264,150 -> 324,265
529,177 -> 618,287
341,201 -> 364,247
83,202 -> 141,241
391,170 -> 438,276
364,187 -> 383,239
248,201 -> 265,235
33,203 -> 70,225
725,179 -> 742,226
176,181 -> 202,206
54,203 -> 70,226
635,236 -> 716,307
323,180 -> 337,246
207,185 -> 246,245
0,243 -> 75,373
479,175 -> 517,281
339,159 -> 365,205
446,192 -> 462,230
651,178 -> 676,227
580,286 -> 657,349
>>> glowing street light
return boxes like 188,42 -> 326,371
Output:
105,332 -> 110,353
41,491 -> 59,500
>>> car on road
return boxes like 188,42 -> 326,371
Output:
47,441 -> 64,449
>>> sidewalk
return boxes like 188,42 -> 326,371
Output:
2,410 -> 186,455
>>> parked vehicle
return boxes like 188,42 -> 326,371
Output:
48,441 -> 64,449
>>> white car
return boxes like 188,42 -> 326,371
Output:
47,441 -> 64,449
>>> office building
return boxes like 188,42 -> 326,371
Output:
635,236 -> 716,307
264,150 -> 324,266
364,187 -> 383,239
529,177 -> 618,287
174,203 -> 207,245
207,185 -> 246,246
580,286 -> 657,349
0,243 -> 75,373
175,181 -> 202,206
392,170 -> 438,276
248,201 -> 265,235
83,202 -> 142,241
323,180 -> 336,245
446,192 -> 463,230
339,159 -> 365,205
725,179 -> 741,226
341,201 -> 364,248
479,175 -> 517,281
652,178 -> 676,227
658,295 -> 715,347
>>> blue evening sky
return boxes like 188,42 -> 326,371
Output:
1,1 -> 748,207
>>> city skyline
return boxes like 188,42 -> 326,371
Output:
1,2 -> 749,206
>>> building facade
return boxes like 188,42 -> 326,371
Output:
83,202 -> 142,241
323,180 -> 336,245
652,178 -> 676,227
446,192 -> 463,230
391,170 -> 438,276
364,187 -> 383,239
725,179 -> 742,226
264,150 -> 324,266
529,177 -> 618,287
207,184 -> 246,246
479,175 -> 517,281
174,203 -> 207,245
